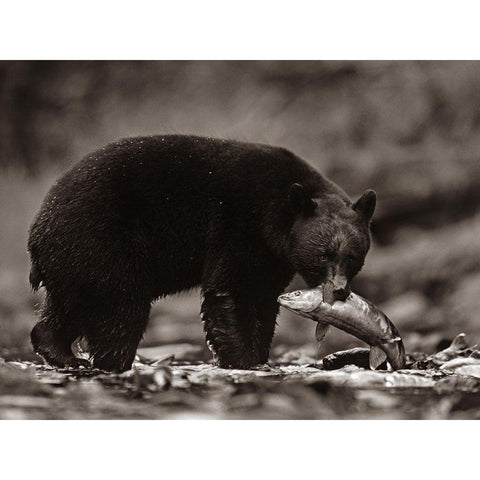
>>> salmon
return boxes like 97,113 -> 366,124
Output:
278,287 -> 406,370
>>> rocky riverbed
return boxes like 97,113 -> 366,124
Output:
2,334 -> 480,420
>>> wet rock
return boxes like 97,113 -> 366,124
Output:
322,347 -> 374,370
455,365 -> 480,378
439,357 -> 480,371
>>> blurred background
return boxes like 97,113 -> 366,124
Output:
1,60 -> 480,363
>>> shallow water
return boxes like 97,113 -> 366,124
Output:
2,348 -> 480,420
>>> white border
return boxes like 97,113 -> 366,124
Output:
0,421 -> 478,478
1,0 -> 480,59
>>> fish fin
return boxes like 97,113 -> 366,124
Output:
315,322 -> 330,343
369,346 -> 387,370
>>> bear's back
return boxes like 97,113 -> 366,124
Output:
44,135 -> 322,214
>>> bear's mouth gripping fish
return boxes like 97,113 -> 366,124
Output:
277,287 -> 406,370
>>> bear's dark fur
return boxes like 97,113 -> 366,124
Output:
28,135 -> 376,371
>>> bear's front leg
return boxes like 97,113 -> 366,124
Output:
253,297 -> 281,365
201,291 -> 262,369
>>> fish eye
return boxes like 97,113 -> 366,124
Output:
294,291 -> 301,296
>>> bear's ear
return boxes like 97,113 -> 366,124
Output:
289,183 -> 316,215
353,189 -> 376,223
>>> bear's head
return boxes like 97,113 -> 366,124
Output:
287,183 -> 376,302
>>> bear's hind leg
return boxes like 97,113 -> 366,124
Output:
31,296 -> 90,369
85,300 -> 151,372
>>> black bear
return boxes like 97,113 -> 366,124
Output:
28,135 -> 376,371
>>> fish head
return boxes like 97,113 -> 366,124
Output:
287,185 -> 376,303
278,288 -> 324,317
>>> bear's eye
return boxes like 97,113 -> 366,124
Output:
318,253 -> 336,262
319,252 -> 336,262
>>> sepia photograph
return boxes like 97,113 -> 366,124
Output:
2,59 -> 480,421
